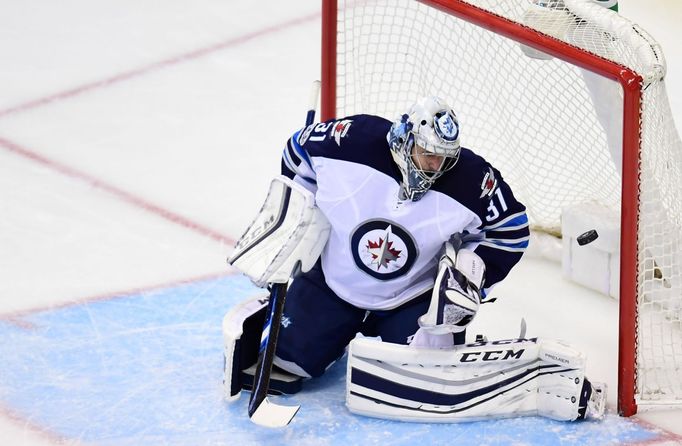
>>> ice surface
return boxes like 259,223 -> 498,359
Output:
0,0 -> 681,444
0,275 -> 668,445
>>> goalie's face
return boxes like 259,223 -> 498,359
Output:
411,143 -> 455,176
391,139 -> 459,202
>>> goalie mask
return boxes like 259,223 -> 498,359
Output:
387,96 -> 461,201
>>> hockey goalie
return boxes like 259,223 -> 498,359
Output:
223,95 -> 606,423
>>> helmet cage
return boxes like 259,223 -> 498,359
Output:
389,103 -> 461,201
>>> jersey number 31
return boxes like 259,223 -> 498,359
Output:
485,188 -> 508,222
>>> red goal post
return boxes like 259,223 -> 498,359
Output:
321,0 -> 682,417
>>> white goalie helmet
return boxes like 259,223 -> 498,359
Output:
387,96 -> 461,201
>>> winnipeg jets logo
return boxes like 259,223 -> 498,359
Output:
366,226 -> 402,270
479,166 -> 497,198
351,219 -> 418,280
331,119 -> 352,146
434,111 -> 459,142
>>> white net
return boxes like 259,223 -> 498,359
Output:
332,0 -> 682,410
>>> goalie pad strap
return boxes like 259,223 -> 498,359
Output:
346,337 -> 588,422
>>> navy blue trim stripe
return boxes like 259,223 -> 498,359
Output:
484,227 -> 530,241
280,159 -> 296,180
481,212 -> 528,231
228,185 -> 292,265
290,130 -> 312,168
350,364 -> 565,407
282,144 -> 300,171
480,239 -> 529,250
350,365 -> 575,415
283,130 -> 317,183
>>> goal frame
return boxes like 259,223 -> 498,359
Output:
320,0 -> 643,416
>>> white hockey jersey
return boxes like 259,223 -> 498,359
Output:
281,115 -> 529,310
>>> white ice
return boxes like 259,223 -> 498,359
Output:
0,1 -> 680,444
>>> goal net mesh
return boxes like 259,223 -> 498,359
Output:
332,0 -> 682,409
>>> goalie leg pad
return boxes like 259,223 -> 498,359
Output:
222,293 -> 302,402
346,337 -> 605,422
536,339 -> 605,420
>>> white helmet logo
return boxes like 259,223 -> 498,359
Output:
435,112 -> 459,142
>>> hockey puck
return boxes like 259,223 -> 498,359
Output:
577,229 -> 599,246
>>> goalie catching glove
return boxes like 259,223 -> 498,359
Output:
418,233 -> 486,334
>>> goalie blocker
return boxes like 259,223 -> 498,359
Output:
346,336 -> 606,422
228,175 -> 331,288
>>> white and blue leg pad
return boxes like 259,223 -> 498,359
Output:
346,336 -> 604,422
222,292 -> 302,402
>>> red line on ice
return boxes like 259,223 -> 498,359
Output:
0,136 -> 235,246
623,417 -> 682,445
0,269 -> 240,445
0,11 -> 317,445
0,12 -> 322,241
0,11 -> 319,118
0,269 -> 239,324
0,405 -> 69,445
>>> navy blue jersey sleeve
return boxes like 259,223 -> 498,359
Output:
281,125 -> 316,184
280,115 -> 395,183
472,165 -> 529,296
435,150 -> 529,295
